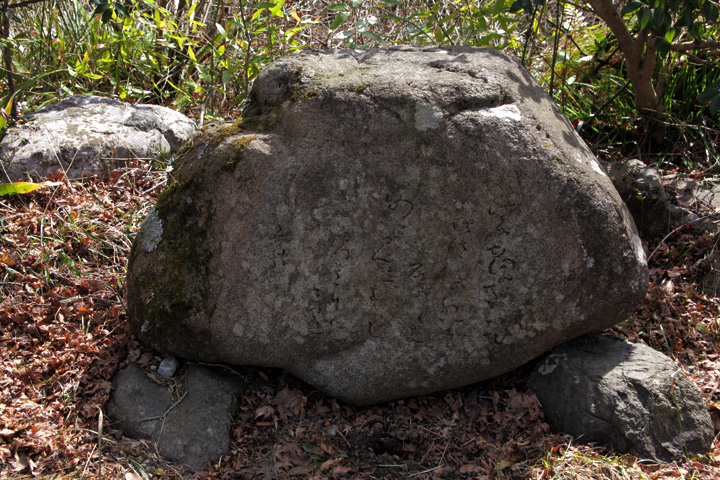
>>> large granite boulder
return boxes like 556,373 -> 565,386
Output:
126,46 -> 649,405
0,95 -> 196,181
529,335 -> 714,461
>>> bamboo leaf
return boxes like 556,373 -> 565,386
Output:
269,0 -> 285,17
703,1 -> 719,21
492,0 -> 508,14
621,1 -> 644,15
0,182 -> 62,196
330,11 -> 350,30
697,83 -> 719,102
361,31 -> 384,43
0,91 -> 18,129
638,6 -> 651,29
710,95 -> 720,115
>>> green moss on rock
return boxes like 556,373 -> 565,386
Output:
209,123 -> 243,146
290,89 -> 319,102
233,113 -> 278,132
139,176 -> 215,342
220,136 -> 256,173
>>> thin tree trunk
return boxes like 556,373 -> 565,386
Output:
584,0 -> 666,141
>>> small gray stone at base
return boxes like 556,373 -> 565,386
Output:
106,363 -> 243,470
157,356 -> 179,377
155,365 -> 243,469
529,335 -> 714,462
106,364 -> 171,439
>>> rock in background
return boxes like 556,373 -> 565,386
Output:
600,159 -> 720,295
600,159 -> 720,239
600,159 -> 669,239
126,46 -> 648,405
529,335 -> 715,462
0,95 -> 196,181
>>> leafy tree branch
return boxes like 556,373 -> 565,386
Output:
513,0 -> 720,125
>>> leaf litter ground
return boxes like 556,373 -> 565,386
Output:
1,165 -> 720,480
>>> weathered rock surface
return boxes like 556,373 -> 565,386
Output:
106,363 -> 242,470
126,46 -> 648,405
0,95 -> 196,181
529,335 -> 714,462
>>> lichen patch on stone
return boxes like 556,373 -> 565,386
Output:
478,104 -> 521,121
633,233 -> 647,266
590,159 -> 606,176
414,102 -> 444,131
138,208 -> 163,252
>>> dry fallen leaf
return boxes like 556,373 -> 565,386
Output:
496,457 -> 515,470
254,404 -> 275,420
